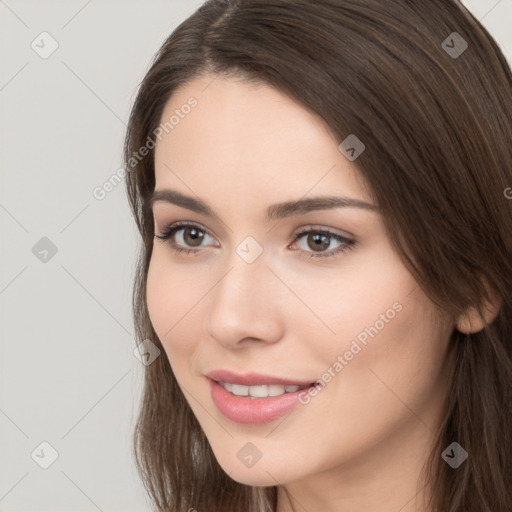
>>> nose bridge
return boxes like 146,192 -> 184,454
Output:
213,249 -> 273,316
205,246 -> 284,345
223,233 -> 274,297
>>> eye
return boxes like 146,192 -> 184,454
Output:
154,221 -> 217,255
154,221 -> 356,259
290,226 -> 356,259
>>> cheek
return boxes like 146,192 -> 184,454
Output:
146,256 -> 172,336
302,243 -> 451,393
323,276 -> 452,423
146,254 -> 204,359
291,243 -> 411,349
299,280 -> 452,467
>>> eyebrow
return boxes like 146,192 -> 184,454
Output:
149,189 -> 378,221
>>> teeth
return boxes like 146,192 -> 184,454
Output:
219,381 -> 308,398
268,385 -> 286,396
223,382 -> 234,393
246,385 -> 265,398
231,383 -> 249,396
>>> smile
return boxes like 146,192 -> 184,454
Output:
218,381 -> 310,398
208,378 -> 318,424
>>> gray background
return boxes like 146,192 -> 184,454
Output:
0,1 -> 511,511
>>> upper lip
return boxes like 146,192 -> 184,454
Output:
206,369 -> 317,387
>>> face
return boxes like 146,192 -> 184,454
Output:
147,74 -> 456,488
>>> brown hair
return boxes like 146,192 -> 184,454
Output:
124,1 -> 512,510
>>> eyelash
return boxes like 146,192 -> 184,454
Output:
154,221 -> 356,259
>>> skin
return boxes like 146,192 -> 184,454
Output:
146,74 -> 482,512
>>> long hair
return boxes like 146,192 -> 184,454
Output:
124,1 -> 512,510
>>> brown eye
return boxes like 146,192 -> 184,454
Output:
292,227 -> 356,259
155,222 -> 217,254
306,233 -> 331,252
182,226 -> 205,247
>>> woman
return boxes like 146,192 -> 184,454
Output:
124,1 -> 512,510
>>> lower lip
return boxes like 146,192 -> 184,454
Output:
209,379 -> 312,425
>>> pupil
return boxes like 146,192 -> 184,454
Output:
185,228 -> 204,247
308,233 -> 329,252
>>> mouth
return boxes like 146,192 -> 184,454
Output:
205,369 -> 317,388
206,371 -> 319,425
215,380 -> 313,399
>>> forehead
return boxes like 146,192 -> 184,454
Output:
153,74 -> 372,206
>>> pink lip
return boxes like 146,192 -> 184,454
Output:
205,370 -> 317,425
208,379 -> 314,424
205,369 -> 316,387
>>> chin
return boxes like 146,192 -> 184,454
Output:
211,449 -> 298,487
224,467 -> 283,487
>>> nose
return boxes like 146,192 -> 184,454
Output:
205,253 -> 285,349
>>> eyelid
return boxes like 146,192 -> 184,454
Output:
155,220 -> 358,263
155,220 -> 219,244
155,221 -> 354,245
293,224 -> 355,240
